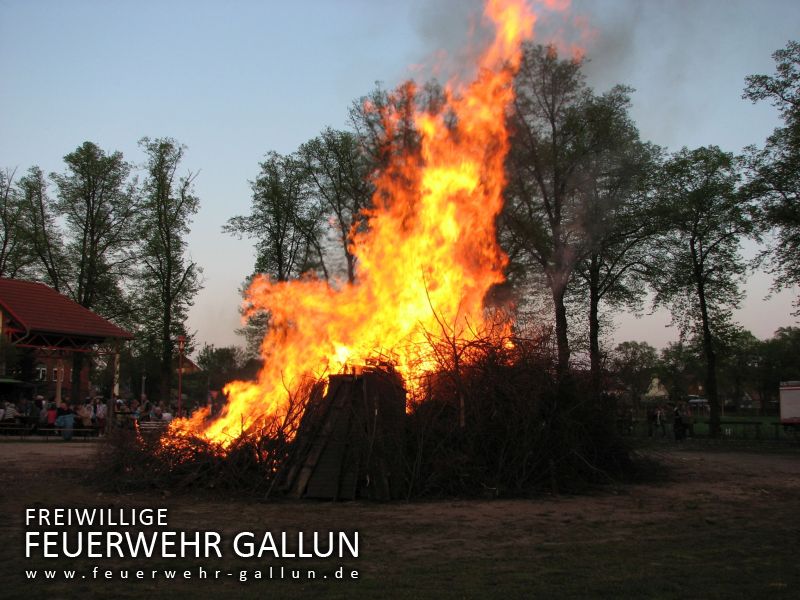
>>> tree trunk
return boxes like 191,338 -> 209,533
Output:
345,250 -> 356,284
160,347 -> 172,405
552,285 -> 570,376
697,277 -> 720,438
588,255 -> 602,396
70,353 -> 84,403
160,301 -> 173,405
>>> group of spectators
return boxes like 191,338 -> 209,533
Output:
1,394 -> 180,439
647,404 -> 695,440
114,397 -> 173,424
0,396 -> 109,439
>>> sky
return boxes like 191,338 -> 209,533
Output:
1,0 -> 798,355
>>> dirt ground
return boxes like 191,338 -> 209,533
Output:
1,439 -> 799,599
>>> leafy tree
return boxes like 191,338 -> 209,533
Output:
571,89 -> 662,386
610,340 -> 658,407
0,168 -> 35,278
196,344 -> 248,390
349,80 -> 446,175
298,128 -> 372,283
51,141 -> 139,399
503,44 -> 589,374
51,142 -> 138,317
504,44 -> 657,377
656,341 -> 704,404
743,40 -> 800,313
225,151 -> 324,282
16,166 -> 64,287
135,137 -> 202,404
224,151 -> 325,355
714,327 -> 761,410
650,146 -> 757,436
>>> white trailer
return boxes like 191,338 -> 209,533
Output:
780,382 -> 800,430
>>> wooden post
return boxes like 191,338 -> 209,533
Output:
112,345 -> 120,398
177,335 -> 185,417
106,397 -> 114,435
55,357 -> 63,404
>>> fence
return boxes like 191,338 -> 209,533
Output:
0,419 -> 101,441
620,417 -> 799,442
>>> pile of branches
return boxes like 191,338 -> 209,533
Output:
95,380 -> 317,495
94,423 -> 292,496
404,331 -> 638,497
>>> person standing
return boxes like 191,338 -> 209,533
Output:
95,399 -> 107,433
656,407 -> 667,437
55,401 -> 75,441
673,405 -> 686,441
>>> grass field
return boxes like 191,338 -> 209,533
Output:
1,440 -> 799,599
631,413 -> 797,441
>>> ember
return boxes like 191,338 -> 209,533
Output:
168,0 -> 547,448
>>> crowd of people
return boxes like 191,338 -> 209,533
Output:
114,398 -> 174,425
0,396 -> 107,439
0,395 -> 177,440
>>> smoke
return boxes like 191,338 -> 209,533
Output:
408,0 -> 639,90
412,0 -> 484,52
406,0 -> 798,150
569,0 -> 642,89
406,0 -> 492,84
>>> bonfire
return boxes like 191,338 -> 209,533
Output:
167,0 -> 557,450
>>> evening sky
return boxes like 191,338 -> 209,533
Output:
1,0 -> 797,353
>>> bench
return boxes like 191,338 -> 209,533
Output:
137,421 -> 169,437
0,421 -> 37,438
42,424 -> 100,440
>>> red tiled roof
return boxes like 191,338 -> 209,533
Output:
0,278 -> 133,340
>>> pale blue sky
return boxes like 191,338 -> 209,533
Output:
1,0 -> 798,353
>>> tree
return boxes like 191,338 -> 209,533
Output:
136,137 -> 202,405
224,151 -> 324,355
504,44 -> 656,377
196,344 -> 247,391
610,341 -> 658,407
349,80 -> 446,176
715,327 -> 760,410
51,141 -> 139,400
298,128 -> 372,283
656,341 -> 703,404
0,168 -> 34,278
571,89 -> 662,387
51,142 -> 137,317
743,40 -> 800,313
16,166 -> 64,287
650,146 -> 757,437
225,151 -> 324,282
503,44 -> 589,374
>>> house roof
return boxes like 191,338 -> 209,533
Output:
0,278 -> 133,341
179,356 -> 200,374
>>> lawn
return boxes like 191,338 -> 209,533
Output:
1,441 -> 798,599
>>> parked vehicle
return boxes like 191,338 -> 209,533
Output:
779,382 -> 800,431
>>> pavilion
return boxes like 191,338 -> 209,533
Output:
0,278 -> 133,401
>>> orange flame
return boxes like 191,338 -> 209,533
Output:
170,0 -> 542,447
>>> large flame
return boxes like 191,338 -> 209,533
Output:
171,0 -> 544,447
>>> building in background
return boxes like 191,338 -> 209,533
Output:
0,279 -> 132,401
